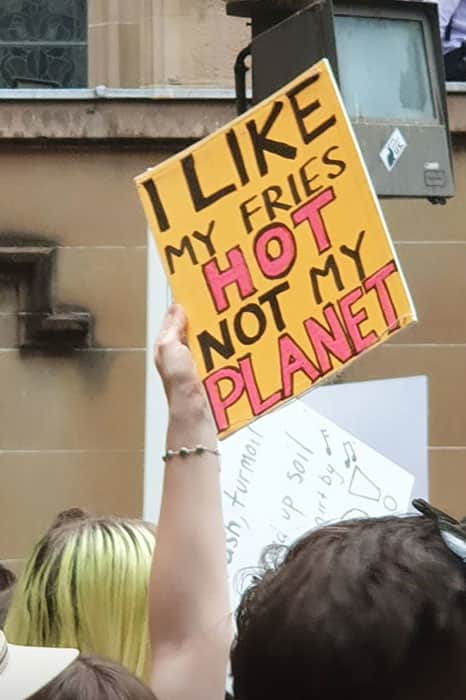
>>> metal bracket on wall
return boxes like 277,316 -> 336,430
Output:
0,244 -> 93,350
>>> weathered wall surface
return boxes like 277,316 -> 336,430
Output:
1,104 -> 465,564
1,0 -> 466,563
0,142 -> 164,560
88,0 -> 249,88
349,139 -> 466,520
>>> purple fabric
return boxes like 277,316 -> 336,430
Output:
436,0 -> 466,53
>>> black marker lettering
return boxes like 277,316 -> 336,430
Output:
287,74 -> 337,145
258,282 -> 290,332
287,172 -> 302,205
226,128 -> 250,186
142,179 -> 170,232
262,185 -> 292,221
310,255 -> 344,305
323,145 -> 347,179
182,153 -> 237,212
198,319 -> 235,373
240,195 -> 262,234
340,230 -> 366,282
192,220 -> 216,257
165,236 -> 198,275
234,304 -> 267,346
246,101 -> 297,177
300,156 -> 323,197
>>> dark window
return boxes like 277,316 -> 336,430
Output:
0,0 -> 87,88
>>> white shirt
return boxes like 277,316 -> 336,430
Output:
436,0 -> 466,53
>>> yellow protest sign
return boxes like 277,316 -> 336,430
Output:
136,59 -> 416,438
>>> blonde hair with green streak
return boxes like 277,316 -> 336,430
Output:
5,515 -> 155,681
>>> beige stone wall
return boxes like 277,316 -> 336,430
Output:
345,146 -> 466,520
80,0 -> 466,527
88,0 -> 249,88
1,134 -> 465,563
1,130 -> 466,564
1,0 -> 466,555
0,144 -> 167,561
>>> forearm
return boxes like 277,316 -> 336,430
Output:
149,306 -> 231,700
149,382 -> 230,649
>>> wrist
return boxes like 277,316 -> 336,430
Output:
166,377 -> 203,403
167,381 -> 211,422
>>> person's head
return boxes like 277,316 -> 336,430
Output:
0,564 -> 16,629
0,564 -> 15,592
5,512 -> 155,680
231,515 -> 466,700
0,630 -> 78,699
29,655 -> 158,700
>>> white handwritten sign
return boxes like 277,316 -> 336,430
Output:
221,400 -> 415,609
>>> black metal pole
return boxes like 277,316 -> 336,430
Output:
234,44 -> 252,114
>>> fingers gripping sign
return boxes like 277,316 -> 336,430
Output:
155,304 -> 200,399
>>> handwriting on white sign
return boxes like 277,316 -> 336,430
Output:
221,400 -> 414,605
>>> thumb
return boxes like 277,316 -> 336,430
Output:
159,303 -> 187,344
168,304 -> 187,344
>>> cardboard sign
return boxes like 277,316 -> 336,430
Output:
304,376 -> 428,500
220,399 -> 415,609
136,59 -> 416,438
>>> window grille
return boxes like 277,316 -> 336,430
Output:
0,0 -> 87,88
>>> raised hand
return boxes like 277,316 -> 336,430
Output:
154,304 -> 203,405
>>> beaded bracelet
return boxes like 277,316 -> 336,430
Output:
162,445 -> 220,462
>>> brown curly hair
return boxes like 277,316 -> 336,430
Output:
30,655 -> 158,700
231,515 -> 466,700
